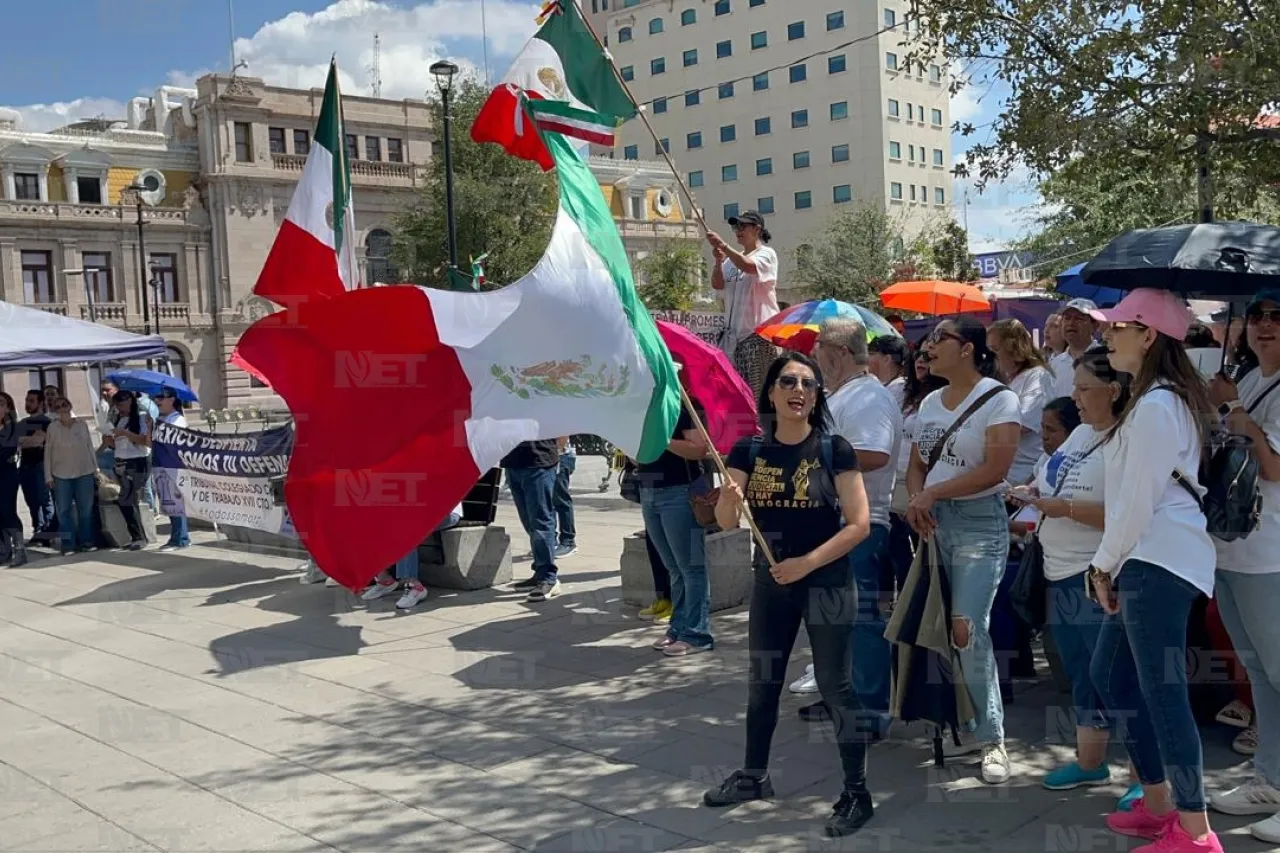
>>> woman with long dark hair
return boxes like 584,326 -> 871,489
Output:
906,315 -> 1021,784
1084,289 -> 1221,853
0,392 -> 28,566
704,353 -> 875,838
109,390 -> 152,550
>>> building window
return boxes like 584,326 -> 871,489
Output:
931,108 -> 944,126
681,9 -> 696,24
714,0 -> 730,15
630,191 -> 645,220
787,21 -> 805,40
929,64 -> 942,83
716,39 -> 732,58
685,89 -> 701,106
933,148 -> 944,166
828,54 -> 847,74
791,109 -> 808,128
724,202 -> 739,220
366,229 -> 397,283
650,57 -> 666,75
753,72 -> 770,91
757,157 -> 773,176
789,63 -> 807,83
754,117 -> 771,135
28,368 -> 65,393
828,10 -> 845,29
722,164 -> 738,182
689,170 -> 704,187
345,133 -> 359,161
832,143 -> 850,163
830,101 -> 849,121
687,131 -> 703,149
907,144 -> 915,162
21,251 -> 54,303
886,52 -> 900,71
14,173 -> 40,200
621,65 -> 634,81
649,17 -> 663,34
83,252 -> 114,302
720,124 -> 736,143
683,48 -> 698,66
757,196 -> 774,214
164,346 -> 190,386
387,138 -> 403,162
655,138 -> 670,155
793,150 -> 811,169
719,82 -> 735,99
935,187 -> 946,205
76,177 -> 103,204
234,122 -> 253,162
618,26 -> 633,42
795,190 -> 812,210
749,0 -> 764,6
294,129 -> 311,155
889,141 -> 901,159
624,145 -> 639,159
268,127 -> 286,154
652,97 -> 669,115
890,182 -> 903,200
888,98 -> 900,117
833,185 -> 852,204
884,8 -> 897,27
918,104 -> 927,121
149,253 -> 179,304
366,136 -> 382,161
751,31 -> 767,49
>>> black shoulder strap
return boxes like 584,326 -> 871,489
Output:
1246,375 -> 1280,416
747,435 -> 764,470
821,434 -> 833,473
926,386 -> 1006,474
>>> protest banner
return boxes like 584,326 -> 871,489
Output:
649,310 -> 725,345
151,422 -> 295,535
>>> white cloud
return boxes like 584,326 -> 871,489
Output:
951,165 -> 1045,251
6,97 -> 129,133
949,86 -> 984,125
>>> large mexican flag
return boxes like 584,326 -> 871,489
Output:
235,128 -> 680,589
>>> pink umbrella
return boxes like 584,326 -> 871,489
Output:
656,320 -> 758,453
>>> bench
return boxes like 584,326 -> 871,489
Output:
619,527 -> 752,613
416,468 -> 514,590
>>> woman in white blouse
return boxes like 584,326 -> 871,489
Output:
988,319 -> 1055,484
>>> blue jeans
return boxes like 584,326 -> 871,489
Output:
167,515 -> 190,547
1046,575 -> 1108,729
1090,559 -> 1205,812
933,494 -> 1009,744
850,524 -> 891,725
641,483 -> 712,647
393,510 -> 460,582
554,454 -> 576,547
1215,570 -> 1280,789
53,474 -> 95,552
19,465 -> 54,533
506,466 -> 559,583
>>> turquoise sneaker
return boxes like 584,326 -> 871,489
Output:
1043,762 -> 1111,790
1117,782 -> 1144,812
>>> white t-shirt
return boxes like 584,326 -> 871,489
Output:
885,376 -> 906,409
914,378 -> 1022,497
720,245 -> 779,350
113,412 -> 152,460
1048,350 -> 1078,399
1215,367 -> 1280,574
1092,386 -> 1216,595
1038,425 -> 1107,581
828,374 -> 902,529
1007,366 -> 1054,484
161,411 -> 188,428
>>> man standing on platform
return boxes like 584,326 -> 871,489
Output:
503,439 -> 563,602
709,210 -> 779,397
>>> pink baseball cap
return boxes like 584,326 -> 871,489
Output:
1086,288 -> 1195,340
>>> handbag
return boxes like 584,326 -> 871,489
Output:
618,462 -> 641,504
687,460 -> 720,529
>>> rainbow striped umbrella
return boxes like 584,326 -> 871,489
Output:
755,300 -> 901,354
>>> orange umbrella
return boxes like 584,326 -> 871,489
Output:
879,280 -> 990,315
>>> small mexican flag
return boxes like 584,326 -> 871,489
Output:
471,0 -> 635,170
235,125 -> 681,589
253,59 -> 358,303
470,253 -> 489,286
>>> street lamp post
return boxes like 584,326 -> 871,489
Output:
126,179 -> 157,368
430,60 -> 461,286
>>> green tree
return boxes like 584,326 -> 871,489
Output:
928,220 -> 979,281
392,80 -> 558,289
792,203 -> 904,304
636,241 -> 702,310
906,0 -> 1280,215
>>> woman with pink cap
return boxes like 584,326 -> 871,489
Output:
1084,288 -> 1221,853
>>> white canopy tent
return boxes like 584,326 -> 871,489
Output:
0,301 -> 166,368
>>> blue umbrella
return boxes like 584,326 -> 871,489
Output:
1055,262 -> 1126,307
107,368 -> 198,404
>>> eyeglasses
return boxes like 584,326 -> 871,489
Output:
1248,309 -> 1280,325
926,328 -> 965,346
776,375 -> 819,392
1107,321 -> 1148,332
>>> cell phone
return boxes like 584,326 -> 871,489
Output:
1007,484 -> 1036,505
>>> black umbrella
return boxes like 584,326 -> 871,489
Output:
1081,221 -> 1280,299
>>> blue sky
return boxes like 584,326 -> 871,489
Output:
0,0 -> 1035,250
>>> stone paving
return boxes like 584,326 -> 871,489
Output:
0,457 -> 1272,852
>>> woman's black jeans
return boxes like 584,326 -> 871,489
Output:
116,457 -> 151,543
645,529 -> 671,600
744,559 -> 871,793
0,462 -> 22,542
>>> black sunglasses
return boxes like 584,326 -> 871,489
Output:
776,374 -> 819,392
1248,308 -> 1280,325
927,328 -> 965,345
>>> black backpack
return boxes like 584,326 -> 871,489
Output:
1168,377 -> 1280,542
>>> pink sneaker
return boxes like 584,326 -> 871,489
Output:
1132,820 -> 1223,853
1107,800 -> 1178,839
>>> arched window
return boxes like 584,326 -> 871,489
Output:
617,26 -> 632,42
165,346 -> 190,386
649,17 -> 664,34
366,229 -> 398,285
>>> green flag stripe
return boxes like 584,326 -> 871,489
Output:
315,61 -> 350,259
534,4 -> 637,121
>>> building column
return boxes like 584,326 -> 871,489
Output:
64,167 -> 79,204
120,240 -> 139,323
1,166 -> 14,200
59,240 -> 82,312
0,239 -> 17,302
37,165 -> 49,202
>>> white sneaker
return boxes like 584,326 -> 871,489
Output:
1250,813 -> 1280,844
942,732 -> 993,759
299,561 -> 326,584
981,744 -> 1011,785
360,580 -> 399,602
527,580 -> 562,602
324,575 -> 341,588
1211,775 -> 1280,816
396,583 -> 429,609
789,663 -> 819,694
